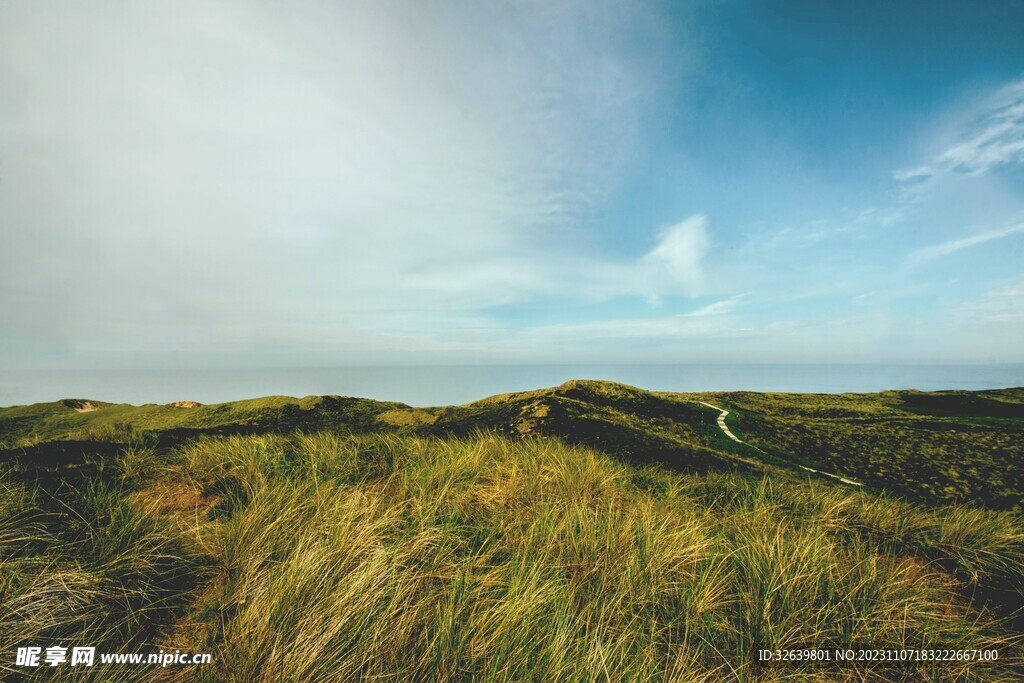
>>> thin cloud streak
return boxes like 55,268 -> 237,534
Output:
513,293 -> 747,343
908,222 -> 1024,265
894,78 -> 1024,181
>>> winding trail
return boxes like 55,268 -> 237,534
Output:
698,401 -> 743,443
697,401 -> 863,487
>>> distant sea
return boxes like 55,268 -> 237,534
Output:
2,364 -> 1024,408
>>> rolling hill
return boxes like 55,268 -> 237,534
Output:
2,381 -> 1023,680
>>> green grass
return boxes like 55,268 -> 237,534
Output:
6,380 -> 1022,510
2,381 -> 1023,680
0,395 -> 409,450
2,430 -> 1021,681
710,388 -> 1024,510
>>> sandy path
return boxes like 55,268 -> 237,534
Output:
698,401 -> 743,442
698,401 -> 862,487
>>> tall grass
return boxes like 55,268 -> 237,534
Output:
3,433 -> 1021,681
0,473 -> 203,681
165,433 -> 1022,681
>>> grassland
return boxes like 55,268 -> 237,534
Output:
1,381 -> 1022,681
706,388 -> 1024,510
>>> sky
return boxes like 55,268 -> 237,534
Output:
2,0 -> 1024,371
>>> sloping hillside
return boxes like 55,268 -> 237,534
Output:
710,388 -> 1024,510
428,380 -> 761,474
2,382 -> 1024,680
3,380 -> 1023,509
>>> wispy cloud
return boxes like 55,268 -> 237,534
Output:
394,213 -> 712,311
514,293 -> 747,344
683,293 -> 747,317
895,79 -> 1024,181
908,222 -> 1024,265
984,277 -> 1024,298
0,0 -> 684,360
640,215 -> 710,300
947,275 -> 1024,327
939,81 -> 1024,174
891,165 -> 935,183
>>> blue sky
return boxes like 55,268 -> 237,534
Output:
2,0 -> 1023,369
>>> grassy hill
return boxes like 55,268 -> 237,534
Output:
4,380 -> 1023,509
2,381 -> 1023,680
706,388 -> 1024,510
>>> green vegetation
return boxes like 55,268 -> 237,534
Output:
0,395 -> 405,450
2,381 -> 1022,680
7,380 -> 1021,510
710,389 -> 1024,510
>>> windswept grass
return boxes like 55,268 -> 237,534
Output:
714,389 -> 1024,510
2,431 -> 1022,681
0,474 -> 204,681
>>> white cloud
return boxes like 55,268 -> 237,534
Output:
891,165 -> 935,183
639,215 -> 710,301
0,0 -> 688,361
897,78 -> 1024,181
908,222 -> 1024,265
683,294 -> 746,317
514,293 -> 746,344
984,277 -> 1024,298
946,275 -> 1024,328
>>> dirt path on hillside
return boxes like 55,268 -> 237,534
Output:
698,401 -> 863,487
